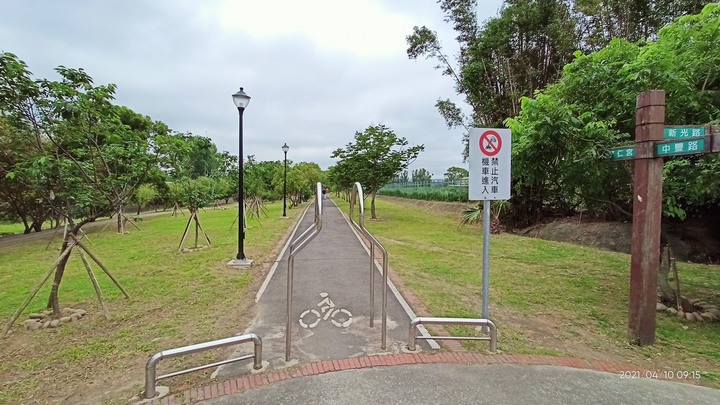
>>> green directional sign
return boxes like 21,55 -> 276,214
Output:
608,146 -> 636,160
664,126 -> 705,139
656,138 -> 705,156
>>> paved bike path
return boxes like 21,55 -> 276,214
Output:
215,197 -> 432,379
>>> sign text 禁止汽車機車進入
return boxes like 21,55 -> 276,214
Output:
468,128 -> 511,201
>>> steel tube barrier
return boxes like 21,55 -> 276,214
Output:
349,182 -> 389,350
144,333 -> 262,399
407,317 -> 497,352
285,182 -> 323,361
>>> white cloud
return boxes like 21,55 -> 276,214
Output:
212,0 -> 416,58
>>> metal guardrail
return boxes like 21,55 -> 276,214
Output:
349,182 -> 389,350
407,317 -> 497,352
144,333 -> 262,399
285,182 -> 323,361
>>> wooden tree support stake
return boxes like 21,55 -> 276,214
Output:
172,203 -> 185,217
178,210 -> 211,252
44,222 -> 68,251
672,257 -> 682,311
2,238 -> 77,336
77,249 -> 111,320
121,213 -> 141,231
194,214 -> 212,245
178,211 -> 195,251
71,235 -> 130,299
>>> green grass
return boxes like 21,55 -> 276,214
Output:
337,197 -> 720,385
0,219 -> 56,236
0,220 -> 28,235
0,202 -> 299,404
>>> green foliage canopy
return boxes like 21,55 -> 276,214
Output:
331,124 -> 424,218
507,3 -> 720,223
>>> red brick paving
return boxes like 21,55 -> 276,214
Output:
146,352 -> 695,404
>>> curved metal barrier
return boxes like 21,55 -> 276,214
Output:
407,317 -> 497,352
285,182 -> 323,361
144,333 -> 262,399
349,182 -> 389,350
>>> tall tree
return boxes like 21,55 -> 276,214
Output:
331,124 -> 424,218
411,168 -> 433,183
273,162 -> 323,206
507,3 -> 720,225
444,166 -> 469,182
407,0 -> 705,161
0,52 -> 158,317
393,170 -> 410,183
0,117 -> 51,232
407,0 -> 579,159
572,0 -> 712,49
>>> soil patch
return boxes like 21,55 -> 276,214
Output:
520,215 -> 720,264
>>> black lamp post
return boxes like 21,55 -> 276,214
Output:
282,143 -> 289,218
231,87 -> 251,266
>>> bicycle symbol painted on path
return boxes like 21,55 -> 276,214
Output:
299,292 -> 353,329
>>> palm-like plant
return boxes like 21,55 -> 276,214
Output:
460,200 -> 510,234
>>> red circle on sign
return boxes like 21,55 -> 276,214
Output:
479,130 -> 502,157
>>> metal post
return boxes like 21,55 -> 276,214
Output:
283,150 -> 288,217
481,199 -> 491,321
236,106 -> 246,260
629,90 -> 665,345
381,245 -> 388,349
370,243 -> 375,327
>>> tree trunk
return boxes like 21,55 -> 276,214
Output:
371,191 -> 377,219
21,215 -> 31,234
31,221 -> 42,233
117,206 -> 123,234
47,235 -> 73,318
137,205 -> 141,215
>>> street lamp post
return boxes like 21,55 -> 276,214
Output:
229,87 -> 252,267
282,143 -> 289,218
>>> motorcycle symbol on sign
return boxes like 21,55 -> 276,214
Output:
299,292 -> 353,329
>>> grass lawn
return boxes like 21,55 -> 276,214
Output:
0,202 -> 300,404
338,196 -> 720,387
0,220 -> 30,235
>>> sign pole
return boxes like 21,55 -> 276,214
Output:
481,199 -> 491,326
469,128 -> 511,332
628,90 -> 665,345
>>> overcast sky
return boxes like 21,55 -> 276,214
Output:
1,0 -> 504,178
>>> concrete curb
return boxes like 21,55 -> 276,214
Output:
146,352 -> 695,404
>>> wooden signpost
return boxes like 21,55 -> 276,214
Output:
609,90 -> 719,345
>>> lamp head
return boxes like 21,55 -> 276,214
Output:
232,87 -> 251,109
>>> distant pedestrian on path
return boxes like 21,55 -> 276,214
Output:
322,186 -> 327,200
324,186 -> 330,199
